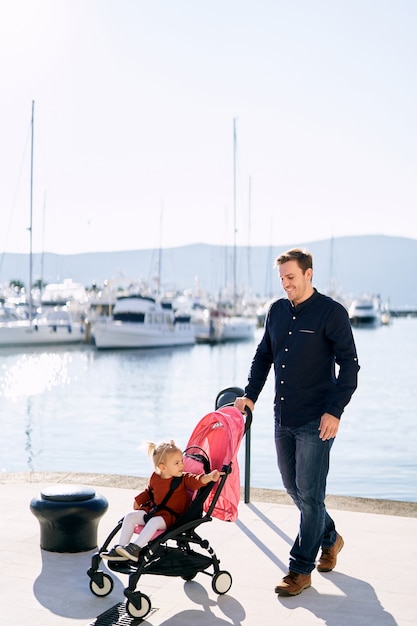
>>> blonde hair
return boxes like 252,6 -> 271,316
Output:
147,440 -> 182,472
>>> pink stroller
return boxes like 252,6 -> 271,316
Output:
87,387 -> 252,620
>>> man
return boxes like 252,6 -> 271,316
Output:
235,248 -> 359,596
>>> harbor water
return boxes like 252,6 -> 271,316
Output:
1,317 -> 416,503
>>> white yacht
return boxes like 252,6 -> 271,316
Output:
92,295 -> 196,349
348,297 -> 382,328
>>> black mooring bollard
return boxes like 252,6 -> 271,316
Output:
30,484 -> 108,553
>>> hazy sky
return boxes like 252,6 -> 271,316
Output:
1,0 -> 416,255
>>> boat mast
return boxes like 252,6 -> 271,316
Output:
157,200 -> 163,297
233,118 -> 237,309
247,175 -> 252,295
40,190 -> 46,299
28,100 -> 35,323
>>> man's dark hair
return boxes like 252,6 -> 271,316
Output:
274,248 -> 313,273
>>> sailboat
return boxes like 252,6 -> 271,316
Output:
0,102 -> 85,347
196,119 -> 256,343
91,205 -> 195,349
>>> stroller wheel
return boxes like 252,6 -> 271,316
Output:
89,573 -> 114,597
126,592 -> 152,619
212,570 -> 232,595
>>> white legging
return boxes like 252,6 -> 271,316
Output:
118,510 -> 167,548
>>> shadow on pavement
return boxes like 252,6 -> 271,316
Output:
33,548 -> 125,619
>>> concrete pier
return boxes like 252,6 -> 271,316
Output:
1,472 -> 416,625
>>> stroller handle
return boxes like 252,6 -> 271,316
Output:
215,386 -> 253,503
242,405 -> 253,434
214,386 -> 253,433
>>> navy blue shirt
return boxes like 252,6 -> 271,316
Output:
245,289 -> 360,427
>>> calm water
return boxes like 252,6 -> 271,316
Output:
1,318 -> 416,503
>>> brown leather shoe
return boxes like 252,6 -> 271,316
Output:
317,533 -> 344,572
274,571 -> 311,595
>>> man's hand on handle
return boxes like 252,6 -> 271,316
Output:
234,396 -> 255,414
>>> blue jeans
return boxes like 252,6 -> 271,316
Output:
275,418 -> 337,575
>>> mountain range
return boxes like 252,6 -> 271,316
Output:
0,235 -> 415,309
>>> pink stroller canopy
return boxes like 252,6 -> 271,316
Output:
185,406 -> 245,522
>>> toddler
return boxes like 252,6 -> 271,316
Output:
101,440 -> 222,562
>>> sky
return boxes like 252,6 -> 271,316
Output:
1,0 -> 416,256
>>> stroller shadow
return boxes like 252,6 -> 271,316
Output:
155,582 -> 246,625
89,582 -> 245,626
33,548 -> 125,619
33,546 -> 246,625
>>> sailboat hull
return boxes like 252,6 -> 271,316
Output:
194,313 -> 256,343
0,320 -> 85,346
92,320 -> 195,349
219,317 -> 256,341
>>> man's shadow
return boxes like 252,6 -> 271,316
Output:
241,504 -> 398,626
276,571 -> 398,626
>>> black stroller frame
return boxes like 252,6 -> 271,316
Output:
87,446 -> 235,620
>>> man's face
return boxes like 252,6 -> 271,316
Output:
278,260 -> 313,306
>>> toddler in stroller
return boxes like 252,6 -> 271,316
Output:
100,440 -> 223,563
87,392 -> 251,620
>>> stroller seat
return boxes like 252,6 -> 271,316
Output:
133,523 -> 165,538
